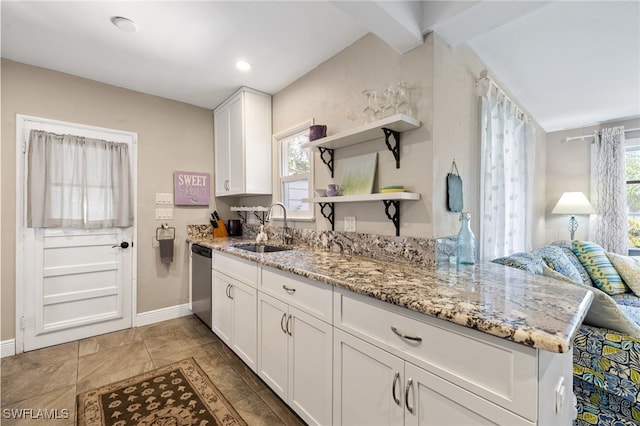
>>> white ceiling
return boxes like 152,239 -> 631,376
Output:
2,1 -> 639,133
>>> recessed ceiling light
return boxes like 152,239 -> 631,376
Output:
111,16 -> 139,33
235,60 -> 251,71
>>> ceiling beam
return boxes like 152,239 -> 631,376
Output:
432,1 -> 553,46
330,0 -> 424,53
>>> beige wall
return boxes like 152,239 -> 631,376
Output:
433,35 -> 547,246
268,33 -> 433,237
545,117 -> 640,243
1,59 -> 214,341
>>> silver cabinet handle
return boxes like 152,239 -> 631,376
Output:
286,314 -> 292,336
280,313 -> 287,334
226,284 -> 233,300
282,285 -> 296,294
225,284 -> 230,298
392,371 -> 401,406
405,378 -> 414,414
391,326 -> 422,342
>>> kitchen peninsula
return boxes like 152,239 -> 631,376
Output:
187,229 -> 593,425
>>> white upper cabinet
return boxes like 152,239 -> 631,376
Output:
214,87 -> 272,197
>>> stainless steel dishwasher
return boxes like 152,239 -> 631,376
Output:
191,244 -> 212,328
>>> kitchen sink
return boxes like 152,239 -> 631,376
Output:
231,243 -> 293,253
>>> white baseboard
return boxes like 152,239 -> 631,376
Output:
135,304 -> 192,328
1,339 -> 16,358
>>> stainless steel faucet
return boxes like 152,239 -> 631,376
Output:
266,202 -> 290,245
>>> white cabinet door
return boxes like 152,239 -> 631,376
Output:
212,271 -> 232,344
227,94 -> 244,195
257,291 -> 289,400
231,280 -> 257,371
404,362 -> 532,426
289,306 -> 332,426
333,328 -> 404,426
213,106 -> 231,196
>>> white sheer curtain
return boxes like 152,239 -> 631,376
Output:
480,84 -> 535,260
593,126 -> 628,254
27,130 -> 133,228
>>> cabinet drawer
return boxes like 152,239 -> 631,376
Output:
260,267 -> 332,323
213,251 -> 258,287
334,288 -> 538,422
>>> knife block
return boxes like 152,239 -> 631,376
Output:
213,220 -> 228,238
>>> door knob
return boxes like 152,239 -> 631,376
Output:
112,242 -> 130,249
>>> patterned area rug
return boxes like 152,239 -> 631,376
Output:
77,358 -> 247,426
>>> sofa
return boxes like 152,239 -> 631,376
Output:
492,240 -> 640,426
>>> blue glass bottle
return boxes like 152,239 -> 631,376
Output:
456,212 -> 475,265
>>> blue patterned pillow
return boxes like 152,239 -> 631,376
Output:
491,252 -> 545,274
551,241 -> 593,286
572,241 -> 628,295
533,245 -> 583,284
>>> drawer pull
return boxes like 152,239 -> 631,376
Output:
405,378 -> 414,414
391,326 -> 422,342
280,313 -> 287,334
392,371 -> 401,406
282,285 -> 296,294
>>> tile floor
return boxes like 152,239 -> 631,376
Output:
0,316 -> 306,425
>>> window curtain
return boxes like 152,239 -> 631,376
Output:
27,130 -> 133,228
593,126 -> 628,254
480,85 -> 535,261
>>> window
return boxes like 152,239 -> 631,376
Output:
626,138 -> 640,249
272,121 -> 313,220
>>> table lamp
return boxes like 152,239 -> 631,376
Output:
551,192 -> 596,240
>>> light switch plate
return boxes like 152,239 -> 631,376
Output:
344,216 -> 356,232
155,192 -> 173,205
155,208 -> 173,220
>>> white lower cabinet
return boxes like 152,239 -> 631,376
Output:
257,291 -> 333,426
334,328 -> 533,426
212,270 -> 257,371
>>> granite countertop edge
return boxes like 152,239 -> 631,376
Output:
187,236 -> 593,354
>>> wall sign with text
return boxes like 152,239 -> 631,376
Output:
174,171 -> 210,206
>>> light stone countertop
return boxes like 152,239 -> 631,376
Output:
188,235 -> 593,353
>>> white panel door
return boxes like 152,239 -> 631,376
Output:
231,279 -> 257,370
18,116 -> 136,352
212,271 -> 233,344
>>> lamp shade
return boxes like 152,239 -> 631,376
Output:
551,192 -> 596,215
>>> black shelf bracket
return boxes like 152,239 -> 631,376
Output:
319,202 -> 335,231
383,200 -> 401,236
382,127 -> 400,169
235,211 -> 247,223
318,147 -> 335,178
253,211 -> 267,225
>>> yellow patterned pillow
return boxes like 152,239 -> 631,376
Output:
607,252 -> 640,296
571,241 -> 627,295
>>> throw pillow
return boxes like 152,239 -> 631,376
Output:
572,241 -> 628,295
533,245 -> 583,284
491,252 -> 545,275
607,252 -> 640,297
542,265 -> 640,337
551,241 -> 593,286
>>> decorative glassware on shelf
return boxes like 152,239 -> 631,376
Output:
394,81 -> 413,116
456,211 -> 475,265
361,89 -> 380,123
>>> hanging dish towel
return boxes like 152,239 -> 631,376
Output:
159,239 -> 174,264
447,160 -> 463,212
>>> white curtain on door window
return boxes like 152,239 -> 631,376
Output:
27,130 -> 133,228
593,126 -> 628,254
480,85 -> 535,260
